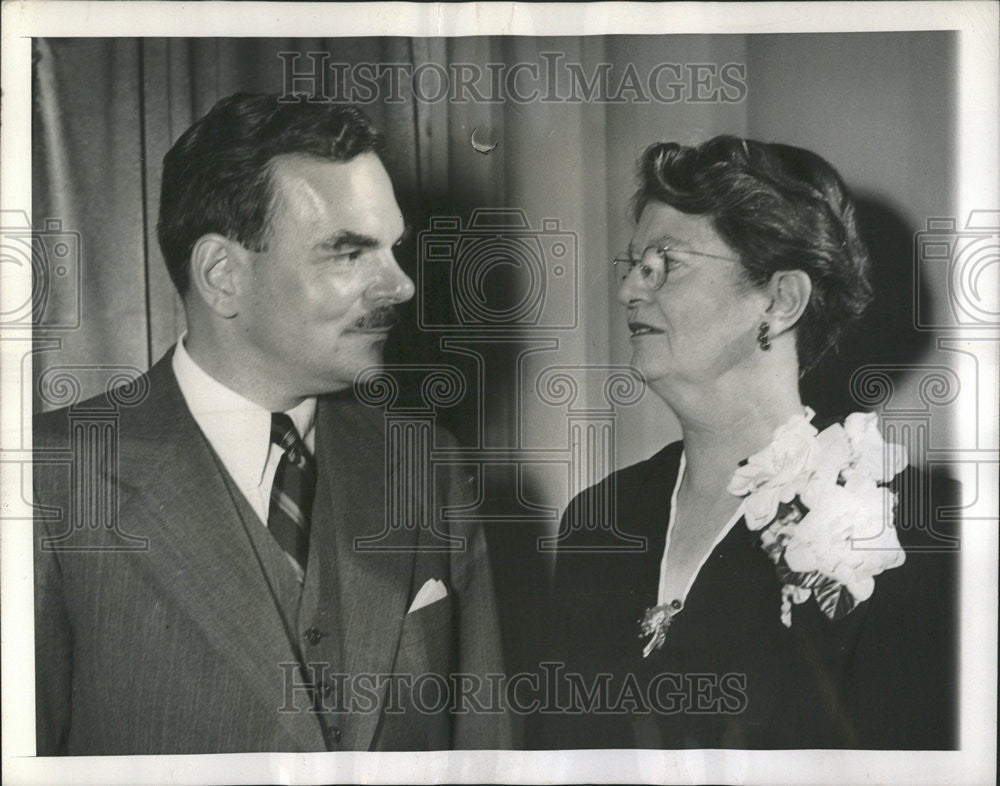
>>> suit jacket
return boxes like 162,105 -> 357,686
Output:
34,349 -> 511,754
532,438 -> 959,750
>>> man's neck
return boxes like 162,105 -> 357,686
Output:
181,333 -> 310,412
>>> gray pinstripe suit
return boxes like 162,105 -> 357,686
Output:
34,349 -> 510,754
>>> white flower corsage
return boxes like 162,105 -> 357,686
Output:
727,408 -> 909,627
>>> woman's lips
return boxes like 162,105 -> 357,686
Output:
628,321 -> 663,336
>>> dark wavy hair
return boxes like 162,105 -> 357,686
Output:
157,93 -> 382,295
632,136 -> 872,372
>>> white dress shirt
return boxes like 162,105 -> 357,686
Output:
172,337 -> 316,526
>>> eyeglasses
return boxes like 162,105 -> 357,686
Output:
610,244 -> 739,291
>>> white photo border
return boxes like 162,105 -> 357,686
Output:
2,3 -> 996,785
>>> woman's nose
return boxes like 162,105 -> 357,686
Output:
616,266 -> 650,307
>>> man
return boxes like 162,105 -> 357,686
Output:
34,93 -> 510,754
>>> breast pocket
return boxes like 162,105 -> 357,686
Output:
396,595 -> 454,675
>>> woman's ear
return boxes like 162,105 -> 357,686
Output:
188,234 -> 245,318
765,269 -> 812,336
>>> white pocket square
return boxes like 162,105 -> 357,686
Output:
407,578 -> 448,613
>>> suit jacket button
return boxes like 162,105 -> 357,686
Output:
304,626 -> 323,645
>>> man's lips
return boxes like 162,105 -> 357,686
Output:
628,321 -> 664,336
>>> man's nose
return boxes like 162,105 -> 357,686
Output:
368,253 -> 416,304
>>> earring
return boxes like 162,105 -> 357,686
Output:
757,321 -> 771,351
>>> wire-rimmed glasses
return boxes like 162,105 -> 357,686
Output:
610,244 -> 739,291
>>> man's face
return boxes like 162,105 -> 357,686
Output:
235,152 -> 413,398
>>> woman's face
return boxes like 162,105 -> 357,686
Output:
617,202 -> 769,390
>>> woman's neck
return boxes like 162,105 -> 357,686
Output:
654,367 -> 805,497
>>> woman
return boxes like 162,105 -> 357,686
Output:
536,136 -> 958,749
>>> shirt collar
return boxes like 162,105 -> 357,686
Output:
172,336 -> 317,486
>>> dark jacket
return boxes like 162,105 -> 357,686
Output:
533,439 -> 959,749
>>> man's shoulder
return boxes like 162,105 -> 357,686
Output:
33,354 -> 179,449
33,387 -> 119,448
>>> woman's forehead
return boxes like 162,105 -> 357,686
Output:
631,203 -> 717,252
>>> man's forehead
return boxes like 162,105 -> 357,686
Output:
270,152 -> 386,197
268,152 -> 402,235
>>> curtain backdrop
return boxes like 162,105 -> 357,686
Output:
31,33 -> 958,704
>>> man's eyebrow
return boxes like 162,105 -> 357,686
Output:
314,226 -> 412,251
315,230 -> 380,251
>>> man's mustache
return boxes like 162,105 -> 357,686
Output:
353,306 -> 399,330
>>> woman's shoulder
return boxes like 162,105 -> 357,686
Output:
804,411 -> 961,591
872,463 -> 961,610
555,440 -> 683,551
564,440 -> 683,507
892,464 -> 961,545
608,438 -> 684,485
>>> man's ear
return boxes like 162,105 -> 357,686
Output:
188,234 -> 245,318
765,269 -> 812,336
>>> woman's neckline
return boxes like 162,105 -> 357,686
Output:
654,451 -> 747,609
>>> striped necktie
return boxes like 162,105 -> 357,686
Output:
268,412 -> 316,578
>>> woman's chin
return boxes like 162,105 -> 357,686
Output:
631,354 -> 674,385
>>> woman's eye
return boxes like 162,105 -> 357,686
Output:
660,252 -> 681,269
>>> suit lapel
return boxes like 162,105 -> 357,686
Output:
116,354 -> 325,751
313,396 -> 418,750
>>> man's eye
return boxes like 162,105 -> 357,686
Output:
332,249 -> 364,264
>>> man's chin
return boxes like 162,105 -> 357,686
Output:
346,329 -> 391,355
323,346 -> 388,388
